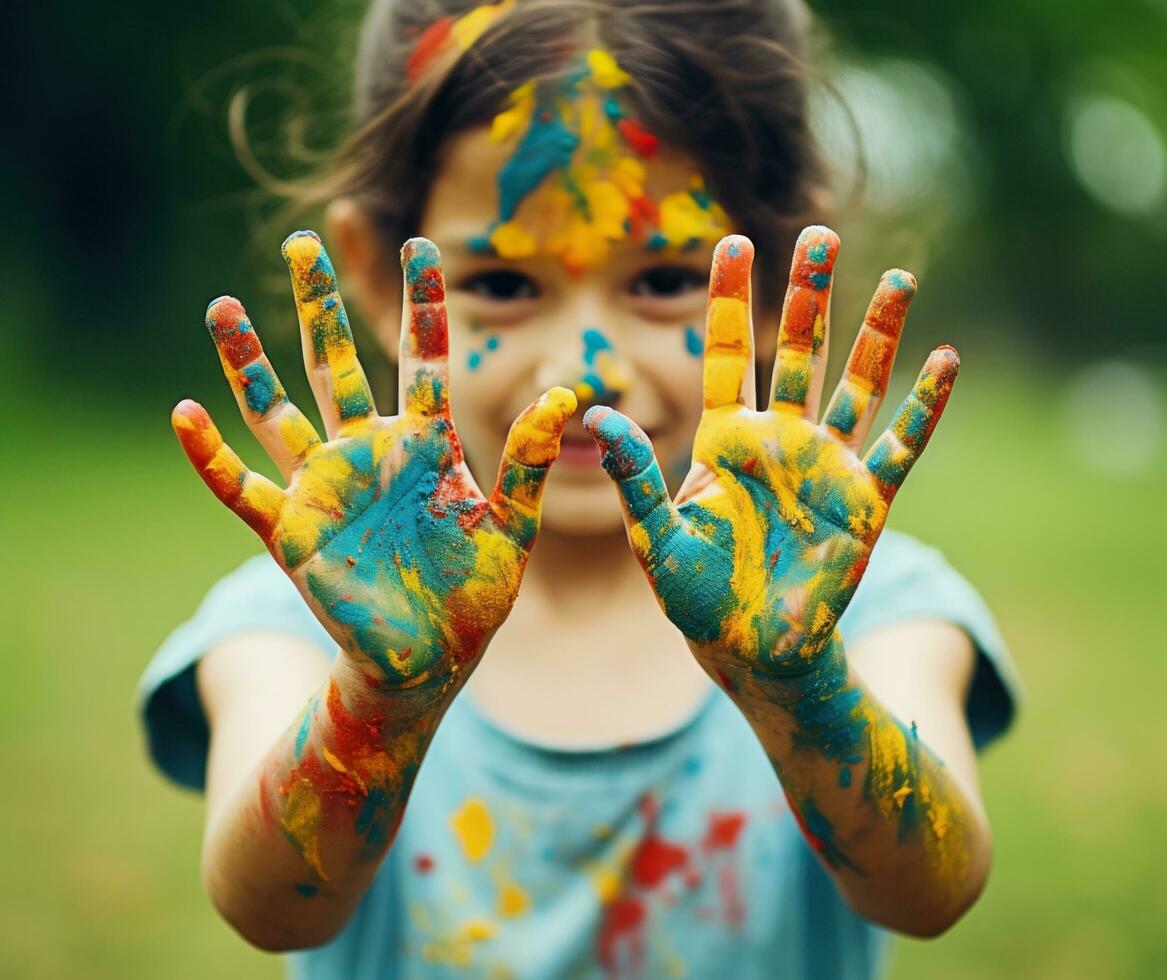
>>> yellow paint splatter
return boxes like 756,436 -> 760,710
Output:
451,797 -> 494,863
496,880 -> 530,918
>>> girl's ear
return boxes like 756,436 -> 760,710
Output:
326,198 -> 404,360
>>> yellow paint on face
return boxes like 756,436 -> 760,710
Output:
451,797 -> 494,863
659,184 -> 732,249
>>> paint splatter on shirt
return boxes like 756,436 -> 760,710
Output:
138,529 -> 1019,979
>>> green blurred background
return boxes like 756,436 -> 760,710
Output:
3,0 -> 1165,976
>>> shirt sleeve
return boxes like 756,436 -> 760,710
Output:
135,554 -> 336,791
838,528 -> 1022,751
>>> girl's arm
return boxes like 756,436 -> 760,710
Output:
726,619 -> 989,936
587,227 -> 989,936
197,632 -> 443,950
171,232 -> 574,950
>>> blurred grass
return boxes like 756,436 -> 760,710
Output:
1,358 -> 1163,979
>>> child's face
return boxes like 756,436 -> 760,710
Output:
415,126 -> 734,536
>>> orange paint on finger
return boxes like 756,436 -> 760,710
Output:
206,296 -> 262,369
708,236 -> 753,301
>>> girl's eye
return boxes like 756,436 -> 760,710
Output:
458,270 -> 540,301
630,265 -> 707,298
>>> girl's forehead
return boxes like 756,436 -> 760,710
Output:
423,51 -> 731,272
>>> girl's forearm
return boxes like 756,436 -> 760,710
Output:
715,634 -> 990,937
201,660 -> 444,951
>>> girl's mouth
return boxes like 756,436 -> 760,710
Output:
555,426 -> 662,470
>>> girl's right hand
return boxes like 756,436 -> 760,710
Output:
173,231 -> 575,710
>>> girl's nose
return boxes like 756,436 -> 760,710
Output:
573,327 -> 630,404
537,325 -> 631,407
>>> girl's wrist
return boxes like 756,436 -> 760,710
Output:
328,652 -> 460,739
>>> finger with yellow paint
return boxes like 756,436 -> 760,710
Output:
489,387 -> 578,550
282,230 -> 377,437
171,399 -> 285,543
702,235 -> 755,410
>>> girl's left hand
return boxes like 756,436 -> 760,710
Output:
584,228 -> 959,692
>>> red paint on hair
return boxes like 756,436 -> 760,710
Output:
405,16 -> 454,80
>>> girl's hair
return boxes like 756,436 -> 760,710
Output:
269,0 -> 826,316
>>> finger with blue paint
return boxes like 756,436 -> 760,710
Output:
864,345 -> 960,500
822,269 -> 916,450
204,294 -> 323,480
399,237 -> 452,419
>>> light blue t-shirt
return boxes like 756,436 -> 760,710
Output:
138,529 -> 1020,980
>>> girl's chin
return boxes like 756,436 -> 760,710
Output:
536,472 -> 628,536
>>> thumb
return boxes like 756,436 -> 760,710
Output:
488,387 -> 577,550
582,406 -> 684,561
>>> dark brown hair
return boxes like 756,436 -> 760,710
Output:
260,0 -> 827,316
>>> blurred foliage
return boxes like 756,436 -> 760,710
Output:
4,0 -> 1166,410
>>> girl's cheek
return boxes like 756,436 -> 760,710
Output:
461,323 -> 506,375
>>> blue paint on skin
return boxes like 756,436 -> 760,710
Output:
302,428 -> 487,681
467,351 -> 483,371
293,700 -> 315,761
727,241 -> 741,258
241,362 -> 281,414
295,884 -> 319,898
497,101 -> 580,221
809,271 -> 831,290
799,798 -> 861,871
485,335 -> 500,351
580,327 -> 617,398
839,765 -> 852,788
684,324 -> 704,356
807,241 -> 829,264
583,406 -> 735,645
824,388 -> 860,434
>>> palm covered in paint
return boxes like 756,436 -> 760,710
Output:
173,232 -> 574,700
585,229 -> 958,684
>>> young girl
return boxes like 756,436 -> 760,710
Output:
139,0 -> 1019,976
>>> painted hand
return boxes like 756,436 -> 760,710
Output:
173,232 -> 576,704
584,229 -> 958,688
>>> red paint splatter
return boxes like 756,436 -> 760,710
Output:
596,896 -> 646,973
362,672 -> 382,689
715,668 -> 737,694
405,16 -> 453,80
626,193 -> 659,240
617,117 -> 659,157
702,811 -> 747,851
631,835 -> 690,889
414,853 -> 435,873
409,302 -> 449,359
